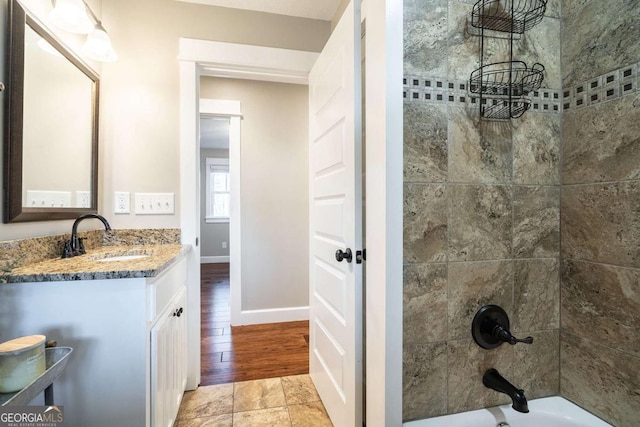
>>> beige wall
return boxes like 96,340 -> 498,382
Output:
98,0 -> 329,233
1,0 -> 329,240
200,77 -> 309,311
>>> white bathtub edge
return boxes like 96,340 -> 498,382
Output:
403,396 -> 613,427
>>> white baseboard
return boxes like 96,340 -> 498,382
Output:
201,256 -> 230,264
237,306 -> 309,326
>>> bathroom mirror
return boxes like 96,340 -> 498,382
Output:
3,0 -> 99,223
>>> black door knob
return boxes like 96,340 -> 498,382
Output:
335,248 -> 353,263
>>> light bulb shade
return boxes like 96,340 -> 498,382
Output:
48,0 -> 94,34
81,25 -> 117,62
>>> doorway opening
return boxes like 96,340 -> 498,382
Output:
198,78 -> 312,385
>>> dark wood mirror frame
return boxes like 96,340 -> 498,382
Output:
3,0 -> 99,223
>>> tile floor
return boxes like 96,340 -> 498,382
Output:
175,375 -> 333,427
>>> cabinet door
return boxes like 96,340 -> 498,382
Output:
151,286 -> 188,427
169,288 -> 188,426
151,309 -> 173,427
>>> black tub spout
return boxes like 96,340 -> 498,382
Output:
483,368 -> 529,413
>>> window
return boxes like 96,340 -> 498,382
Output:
205,158 -> 230,223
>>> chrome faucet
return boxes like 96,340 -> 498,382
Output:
483,368 -> 529,413
63,214 -> 112,258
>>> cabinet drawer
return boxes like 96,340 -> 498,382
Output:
148,258 -> 187,322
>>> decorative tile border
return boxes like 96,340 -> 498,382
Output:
563,62 -> 639,111
402,75 -> 562,114
403,61 -> 640,114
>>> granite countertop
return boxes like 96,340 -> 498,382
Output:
2,244 -> 190,283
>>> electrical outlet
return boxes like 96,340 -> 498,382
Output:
222,242 -> 227,249
76,191 -> 91,208
114,192 -> 130,214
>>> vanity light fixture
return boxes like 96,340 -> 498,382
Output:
81,21 -> 117,62
47,0 -> 117,62
47,0 -> 93,34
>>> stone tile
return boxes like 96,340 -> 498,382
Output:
561,259 -> 640,357
544,0 -> 561,18
288,401 -> 332,427
404,263 -> 448,345
281,375 -> 320,405
233,378 -> 286,413
232,407 -> 291,427
403,342 -> 448,421
174,414 -> 233,427
448,107 -> 512,184
513,330 -> 560,399
512,113 -> 560,185
562,0 -> 640,87
177,383 -> 234,420
404,103 -> 448,183
562,96 -> 640,184
404,0 -> 448,77
404,184 -> 448,263
562,0 -> 592,18
561,182 -> 640,268
446,1 -> 478,83
447,338 -> 514,413
512,259 -> 559,334
448,260 -> 513,340
514,17 -> 561,89
561,331 -> 640,427
448,185 -> 513,261
447,1 -> 510,82
513,186 -> 559,258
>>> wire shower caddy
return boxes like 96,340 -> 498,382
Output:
468,0 -> 547,119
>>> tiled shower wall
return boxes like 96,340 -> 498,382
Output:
559,1 -> 640,425
403,0 -> 640,423
402,0 -> 562,420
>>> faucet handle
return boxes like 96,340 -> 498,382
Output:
78,238 -> 86,255
492,325 -> 533,345
510,336 -> 533,345
61,241 -> 72,259
472,305 -> 534,349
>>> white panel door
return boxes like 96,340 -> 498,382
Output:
308,1 -> 362,426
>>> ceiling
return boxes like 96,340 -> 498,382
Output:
200,116 -> 230,150
176,0 -> 344,21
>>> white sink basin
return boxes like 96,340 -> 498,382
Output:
96,254 -> 150,262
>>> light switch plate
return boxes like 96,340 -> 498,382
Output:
134,193 -> 174,215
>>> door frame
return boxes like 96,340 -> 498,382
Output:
178,38 -> 318,390
199,100 -> 242,325
178,2 -> 404,420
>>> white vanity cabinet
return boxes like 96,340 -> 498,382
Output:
149,260 -> 188,427
0,251 -> 190,427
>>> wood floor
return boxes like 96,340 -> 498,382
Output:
200,263 -> 309,385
